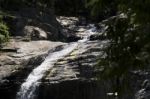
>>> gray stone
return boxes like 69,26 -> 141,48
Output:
24,26 -> 48,40
135,80 -> 150,99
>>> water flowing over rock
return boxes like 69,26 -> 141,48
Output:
16,43 -> 78,99
1,16 -> 149,99
37,25 -> 109,99
0,39 -> 64,99
16,23 -> 100,99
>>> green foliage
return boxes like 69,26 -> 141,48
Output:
99,14 -> 150,78
88,0 -> 150,97
0,16 -> 9,44
94,1 -> 150,74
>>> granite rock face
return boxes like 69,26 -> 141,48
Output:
37,21 -> 109,98
0,16 -> 150,99
0,38 -> 65,99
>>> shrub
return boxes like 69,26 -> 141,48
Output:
0,17 -> 9,44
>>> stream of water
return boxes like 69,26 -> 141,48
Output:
16,24 -> 97,99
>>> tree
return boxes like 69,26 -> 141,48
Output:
87,0 -> 150,97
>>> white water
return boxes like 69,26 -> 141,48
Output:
16,24 -> 97,99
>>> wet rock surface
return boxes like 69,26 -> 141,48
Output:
36,19 -> 109,98
0,16 -> 150,99
0,39 -> 65,79
0,38 -> 65,99
43,40 -> 107,82
0,16 -> 89,99
38,41 -> 107,99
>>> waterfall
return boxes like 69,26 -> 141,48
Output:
16,24 -> 97,99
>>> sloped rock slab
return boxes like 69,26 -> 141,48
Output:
0,40 -> 65,99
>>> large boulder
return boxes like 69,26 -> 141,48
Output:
23,26 -> 48,40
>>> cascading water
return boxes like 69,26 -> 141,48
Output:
16,24 -> 97,99
16,43 -> 78,99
